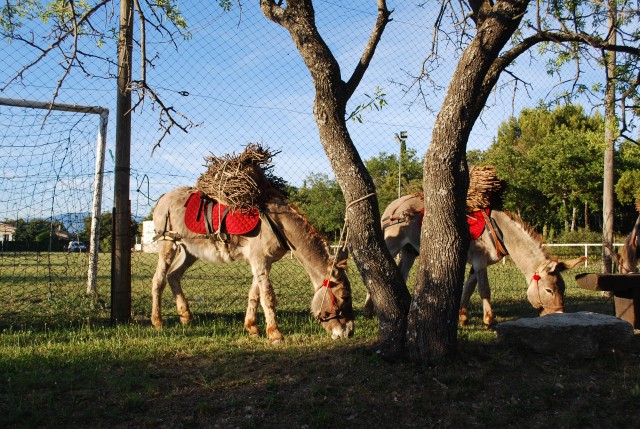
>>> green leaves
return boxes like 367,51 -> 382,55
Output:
289,174 -> 346,240
485,103 -> 606,232
347,86 -> 387,123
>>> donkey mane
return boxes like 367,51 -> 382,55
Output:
284,201 -> 333,259
501,210 -> 550,258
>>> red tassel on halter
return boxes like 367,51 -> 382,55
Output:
533,273 -> 541,282
321,279 -> 336,308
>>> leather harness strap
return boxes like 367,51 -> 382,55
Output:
381,214 -> 408,229
262,211 -> 291,251
482,210 -> 508,259
381,208 -> 422,231
153,204 -> 233,243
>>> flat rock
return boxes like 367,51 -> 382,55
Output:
495,311 -> 635,359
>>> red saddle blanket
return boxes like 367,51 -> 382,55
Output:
467,209 -> 489,240
183,192 -> 260,235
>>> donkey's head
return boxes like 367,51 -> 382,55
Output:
310,257 -> 354,339
527,257 -> 586,316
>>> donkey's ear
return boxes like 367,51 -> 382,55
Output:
552,256 -> 586,273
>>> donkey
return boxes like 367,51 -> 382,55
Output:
151,186 -> 354,342
366,193 -> 585,325
618,214 -> 640,274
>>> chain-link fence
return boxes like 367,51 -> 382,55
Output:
0,2 -> 609,325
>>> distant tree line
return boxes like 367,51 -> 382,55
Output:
290,103 -> 640,241
4,212 -> 139,252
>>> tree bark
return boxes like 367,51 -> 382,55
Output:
585,201 -> 590,231
602,1 -> 617,273
260,0 -> 411,358
406,0 -> 529,364
112,0 -> 133,323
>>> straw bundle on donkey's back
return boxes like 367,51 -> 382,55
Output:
195,143 -> 279,210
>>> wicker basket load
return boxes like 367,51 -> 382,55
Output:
466,166 -> 502,212
195,144 -> 275,210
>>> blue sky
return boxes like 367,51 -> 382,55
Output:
0,1 -> 606,222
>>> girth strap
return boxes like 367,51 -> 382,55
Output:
262,211 -> 291,251
197,195 -> 232,241
482,210 -> 508,259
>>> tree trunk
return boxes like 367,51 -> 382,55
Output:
260,0 -> 411,358
112,0 -> 133,323
602,2 -> 617,273
585,202 -> 590,231
571,206 -> 577,232
406,0 -> 529,364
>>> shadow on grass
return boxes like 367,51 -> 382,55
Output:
2,319 -> 640,429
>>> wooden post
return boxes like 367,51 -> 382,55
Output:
111,0 -> 133,323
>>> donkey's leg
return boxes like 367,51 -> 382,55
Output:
475,267 -> 496,326
397,246 -> 418,283
459,266 -> 477,326
247,260 -> 284,343
166,245 -> 197,326
151,240 -> 178,329
244,282 -> 261,337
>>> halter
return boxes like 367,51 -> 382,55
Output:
530,261 -> 565,312
316,279 -> 344,322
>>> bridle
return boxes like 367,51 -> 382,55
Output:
529,261 -> 565,313
316,278 -> 352,322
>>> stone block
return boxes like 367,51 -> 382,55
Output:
495,311 -> 635,359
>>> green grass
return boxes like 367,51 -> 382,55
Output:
0,251 -> 638,428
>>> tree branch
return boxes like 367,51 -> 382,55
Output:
259,0 -> 285,25
344,0 -> 392,99
1,0 -> 111,91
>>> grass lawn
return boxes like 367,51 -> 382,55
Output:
1,252 -> 639,428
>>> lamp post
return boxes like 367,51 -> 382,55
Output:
394,131 -> 408,198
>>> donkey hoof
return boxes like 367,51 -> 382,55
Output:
244,321 -> 260,338
458,308 -> 469,326
151,317 -> 163,330
179,312 -> 192,325
266,326 -> 284,344
483,313 -> 497,326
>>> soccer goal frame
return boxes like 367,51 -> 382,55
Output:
0,97 -> 109,296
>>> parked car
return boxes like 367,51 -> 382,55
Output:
68,241 -> 87,252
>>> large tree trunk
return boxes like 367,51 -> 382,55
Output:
260,0 -> 411,358
406,0 -> 529,364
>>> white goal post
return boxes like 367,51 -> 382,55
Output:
0,97 -> 109,295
